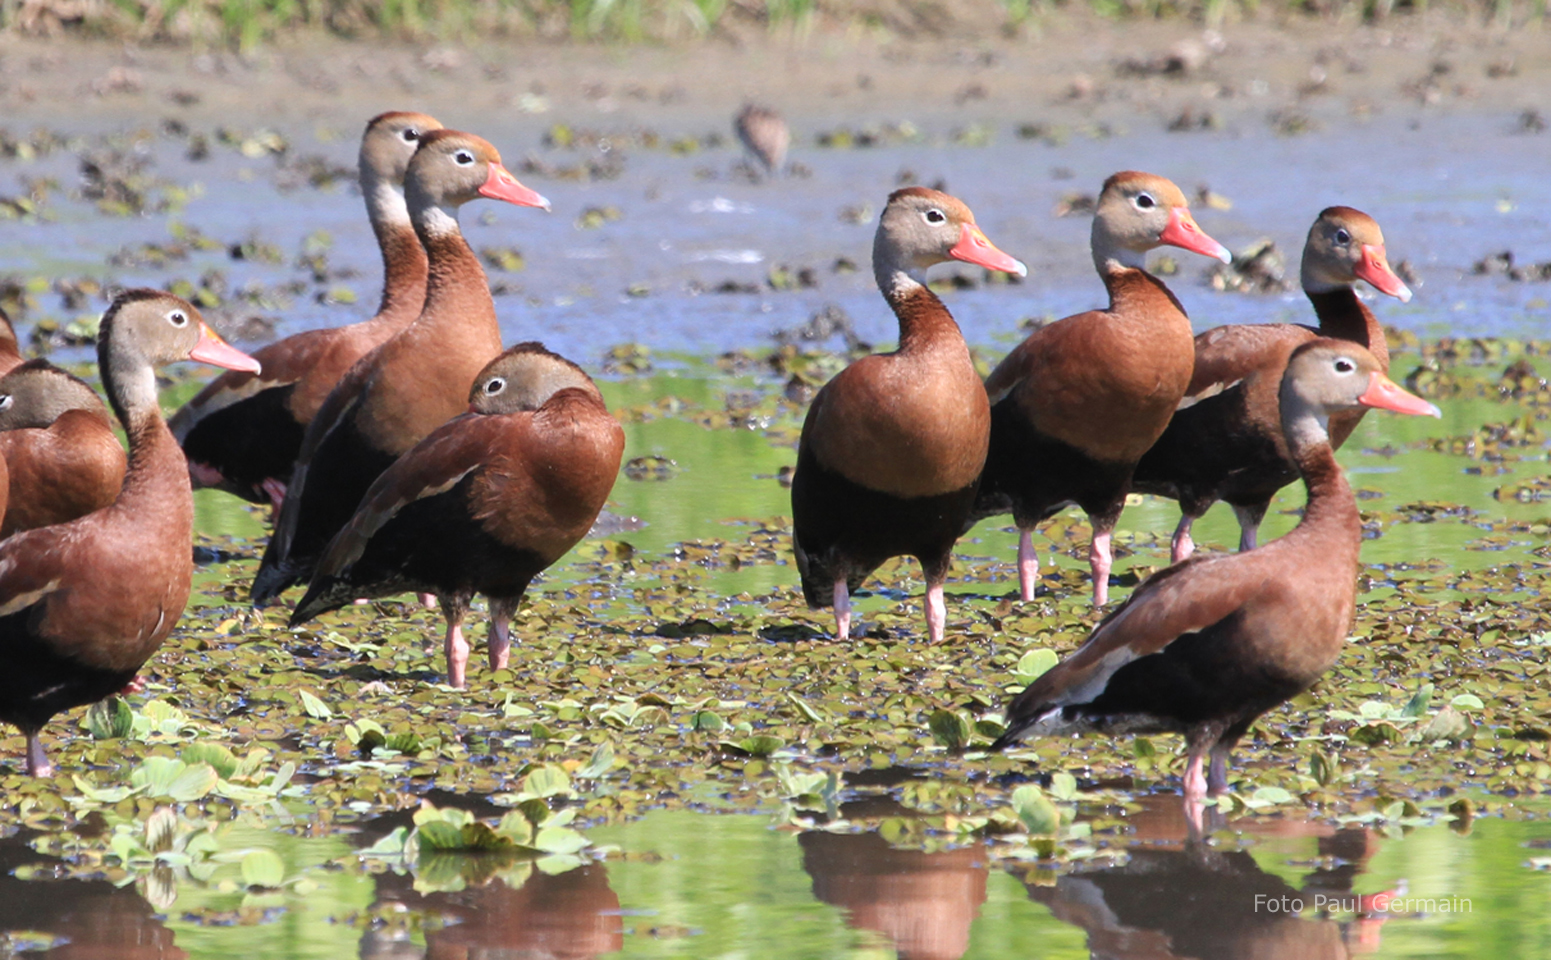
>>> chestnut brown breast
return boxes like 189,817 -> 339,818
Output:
806,289 -> 988,500
991,270 -> 1194,463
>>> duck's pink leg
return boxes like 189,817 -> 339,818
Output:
187,460 -> 225,489
1017,529 -> 1038,602
925,581 -> 946,644
1233,504 -> 1263,553
1171,515 -> 1196,564
489,598 -> 518,671
1090,528 -> 1113,607
25,733 -> 52,778
119,676 -> 146,695
833,581 -> 851,641
419,594 -> 438,610
444,622 -> 469,689
1182,749 -> 1209,837
260,478 -> 287,514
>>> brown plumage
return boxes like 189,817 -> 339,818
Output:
0,308 -> 22,377
0,359 -> 126,538
793,187 -> 1026,644
973,171 -> 1232,607
1133,207 -> 1411,562
0,290 -> 258,776
289,344 -> 624,689
991,341 -> 1439,829
172,111 -> 444,511
735,103 -> 790,176
253,129 -> 550,606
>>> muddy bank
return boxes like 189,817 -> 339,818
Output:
0,14 -> 1544,133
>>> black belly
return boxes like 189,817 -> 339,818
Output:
790,444 -> 977,607
182,384 -> 306,504
293,474 -> 548,621
975,399 -> 1135,527
0,604 -> 136,735
1072,610 -> 1310,734
1131,386 -> 1296,516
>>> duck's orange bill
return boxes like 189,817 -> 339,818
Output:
1359,372 -> 1440,418
190,323 -> 262,374
949,224 -> 1028,277
1356,244 -> 1413,303
480,162 -> 551,210
1158,206 -> 1232,264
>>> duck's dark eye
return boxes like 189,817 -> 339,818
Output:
1135,193 -> 1155,209
924,208 -> 947,224
1334,228 -> 1352,245
167,310 -> 189,328
484,377 -> 506,395
454,149 -> 475,165
401,127 -> 420,143
1334,358 -> 1356,374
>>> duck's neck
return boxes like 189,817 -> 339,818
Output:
1305,286 -> 1388,369
411,205 -> 497,333
364,177 -> 429,324
1281,401 -> 1361,546
100,348 -> 187,517
874,267 -> 964,354
1096,261 -> 1189,322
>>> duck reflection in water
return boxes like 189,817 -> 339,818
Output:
0,833 -> 186,959
360,862 -> 623,960
1025,798 -> 1396,959
800,830 -> 988,960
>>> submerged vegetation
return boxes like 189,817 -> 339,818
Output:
0,0 -> 1546,47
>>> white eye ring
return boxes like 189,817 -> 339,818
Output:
167,310 -> 189,328
1134,192 -> 1156,210
454,149 -> 475,165
1334,358 -> 1356,374
1334,228 -> 1352,244
924,208 -> 947,224
484,377 -> 506,395
0,395 -> 11,411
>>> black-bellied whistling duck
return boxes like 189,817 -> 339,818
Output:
793,187 -> 1026,644
973,172 -> 1231,607
289,344 -> 623,688
0,308 -> 22,376
0,360 -> 127,538
990,340 -> 1439,828
252,130 -> 550,605
1133,207 -> 1412,562
735,104 -> 790,176
0,290 -> 258,776
171,111 -> 444,512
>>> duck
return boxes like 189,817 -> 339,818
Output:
1132,207 -> 1411,562
170,111 -> 444,512
0,359 -> 127,538
990,340 -> 1440,829
0,290 -> 259,776
289,343 -> 624,689
0,309 -> 22,376
252,129 -> 550,606
972,172 -> 1231,607
793,187 -> 1026,644
735,104 -> 790,177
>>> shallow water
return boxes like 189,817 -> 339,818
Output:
9,804 -> 1551,958
3,108 -> 1551,960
